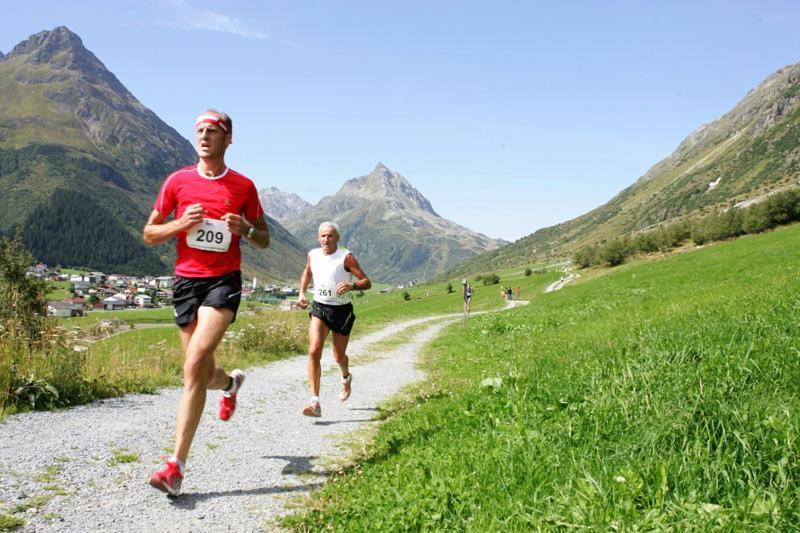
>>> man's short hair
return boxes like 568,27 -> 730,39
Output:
318,221 -> 340,237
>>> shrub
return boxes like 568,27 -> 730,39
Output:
741,203 -> 772,234
573,244 -> 600,268
402,291 -> 411,301
483,274 -> 500,286
446,283 -> 454,294
524,268 -> 532,277
598,238 -> 630,266
632,232 -> 659,254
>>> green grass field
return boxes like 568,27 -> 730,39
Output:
287,224 -> 800,530
64,307 -> 176,328
350,266 -> 560,335
44,280 -> 73,301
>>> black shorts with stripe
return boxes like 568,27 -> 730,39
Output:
310,300 -> 356,336
172,271 -> 242,327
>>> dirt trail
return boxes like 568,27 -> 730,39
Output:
0,295 -> 538,531
0,315 -> 458,532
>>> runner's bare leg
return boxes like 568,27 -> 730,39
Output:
307,317 -> 330,397
174,306 -> 233,462
331,332 -> 350,378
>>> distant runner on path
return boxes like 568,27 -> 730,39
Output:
462,279 -> 474,316
297,221 -> 371,418
142,109 -> 270,496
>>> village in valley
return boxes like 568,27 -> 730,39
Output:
27,263 -> 301,318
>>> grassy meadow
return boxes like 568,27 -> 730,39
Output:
2,260 -> 543,415
350,265 -> 559,334
287,224 -> 800,530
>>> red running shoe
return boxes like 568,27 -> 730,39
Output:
149,458 -> 183,496
219,369 -> 245,421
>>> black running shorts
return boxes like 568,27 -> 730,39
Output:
310,301 -> 356,335
172,271 -> 242,327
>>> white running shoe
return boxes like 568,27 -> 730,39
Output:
302,399 -> 322,417
339,373 -> 352,402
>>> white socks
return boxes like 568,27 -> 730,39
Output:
169,456 -> 185,475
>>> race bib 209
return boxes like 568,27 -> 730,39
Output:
186,219 -> 232,252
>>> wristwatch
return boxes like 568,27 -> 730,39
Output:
245,226 -> 256,239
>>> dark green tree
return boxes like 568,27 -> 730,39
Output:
0,229 -> 48,340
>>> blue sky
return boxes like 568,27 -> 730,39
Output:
3,1 -> 800,241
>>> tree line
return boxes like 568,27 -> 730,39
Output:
20,189 -> 166,275
574,188 -> 800,268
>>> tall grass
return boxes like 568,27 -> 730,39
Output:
287,225 -> 800,530
0,292 -> 95,411
83,310 -> 307,391
1,308 -> 307,416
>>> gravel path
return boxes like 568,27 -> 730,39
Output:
0,315 -> 458,532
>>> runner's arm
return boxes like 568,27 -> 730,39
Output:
297,254 -> 312,309
340,254 -> 371,294
143,204 -> 205,245
222,213 -> 270,249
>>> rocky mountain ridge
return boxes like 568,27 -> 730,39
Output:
286,163 -> 506,283
259,186 -> 312,226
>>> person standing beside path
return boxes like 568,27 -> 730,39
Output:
142,110 -> 270,496
297,222 -> 371,418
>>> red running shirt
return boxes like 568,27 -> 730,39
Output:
154,165 -> 265,278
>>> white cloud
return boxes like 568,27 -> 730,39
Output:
157,0 -> 268,39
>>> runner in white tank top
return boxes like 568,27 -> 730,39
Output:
297,221 -> 372,418
308,247 -> 353,305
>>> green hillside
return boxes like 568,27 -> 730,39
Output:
0,27 -> 306,281
22,189 -> 165,274
451,63 -> 800,276
291,223 -> 800,530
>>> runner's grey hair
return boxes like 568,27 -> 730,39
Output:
318,221 -> 340,237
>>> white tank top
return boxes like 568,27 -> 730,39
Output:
309,247 -> 353,305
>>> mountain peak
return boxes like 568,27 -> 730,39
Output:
9,26 -> 85,63
372,161 -> 390,173
343,163 -> 438,216
6,26 -> 128,95
285,164 -> 505,283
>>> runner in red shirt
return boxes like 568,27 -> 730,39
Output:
143,109 -> 270,496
